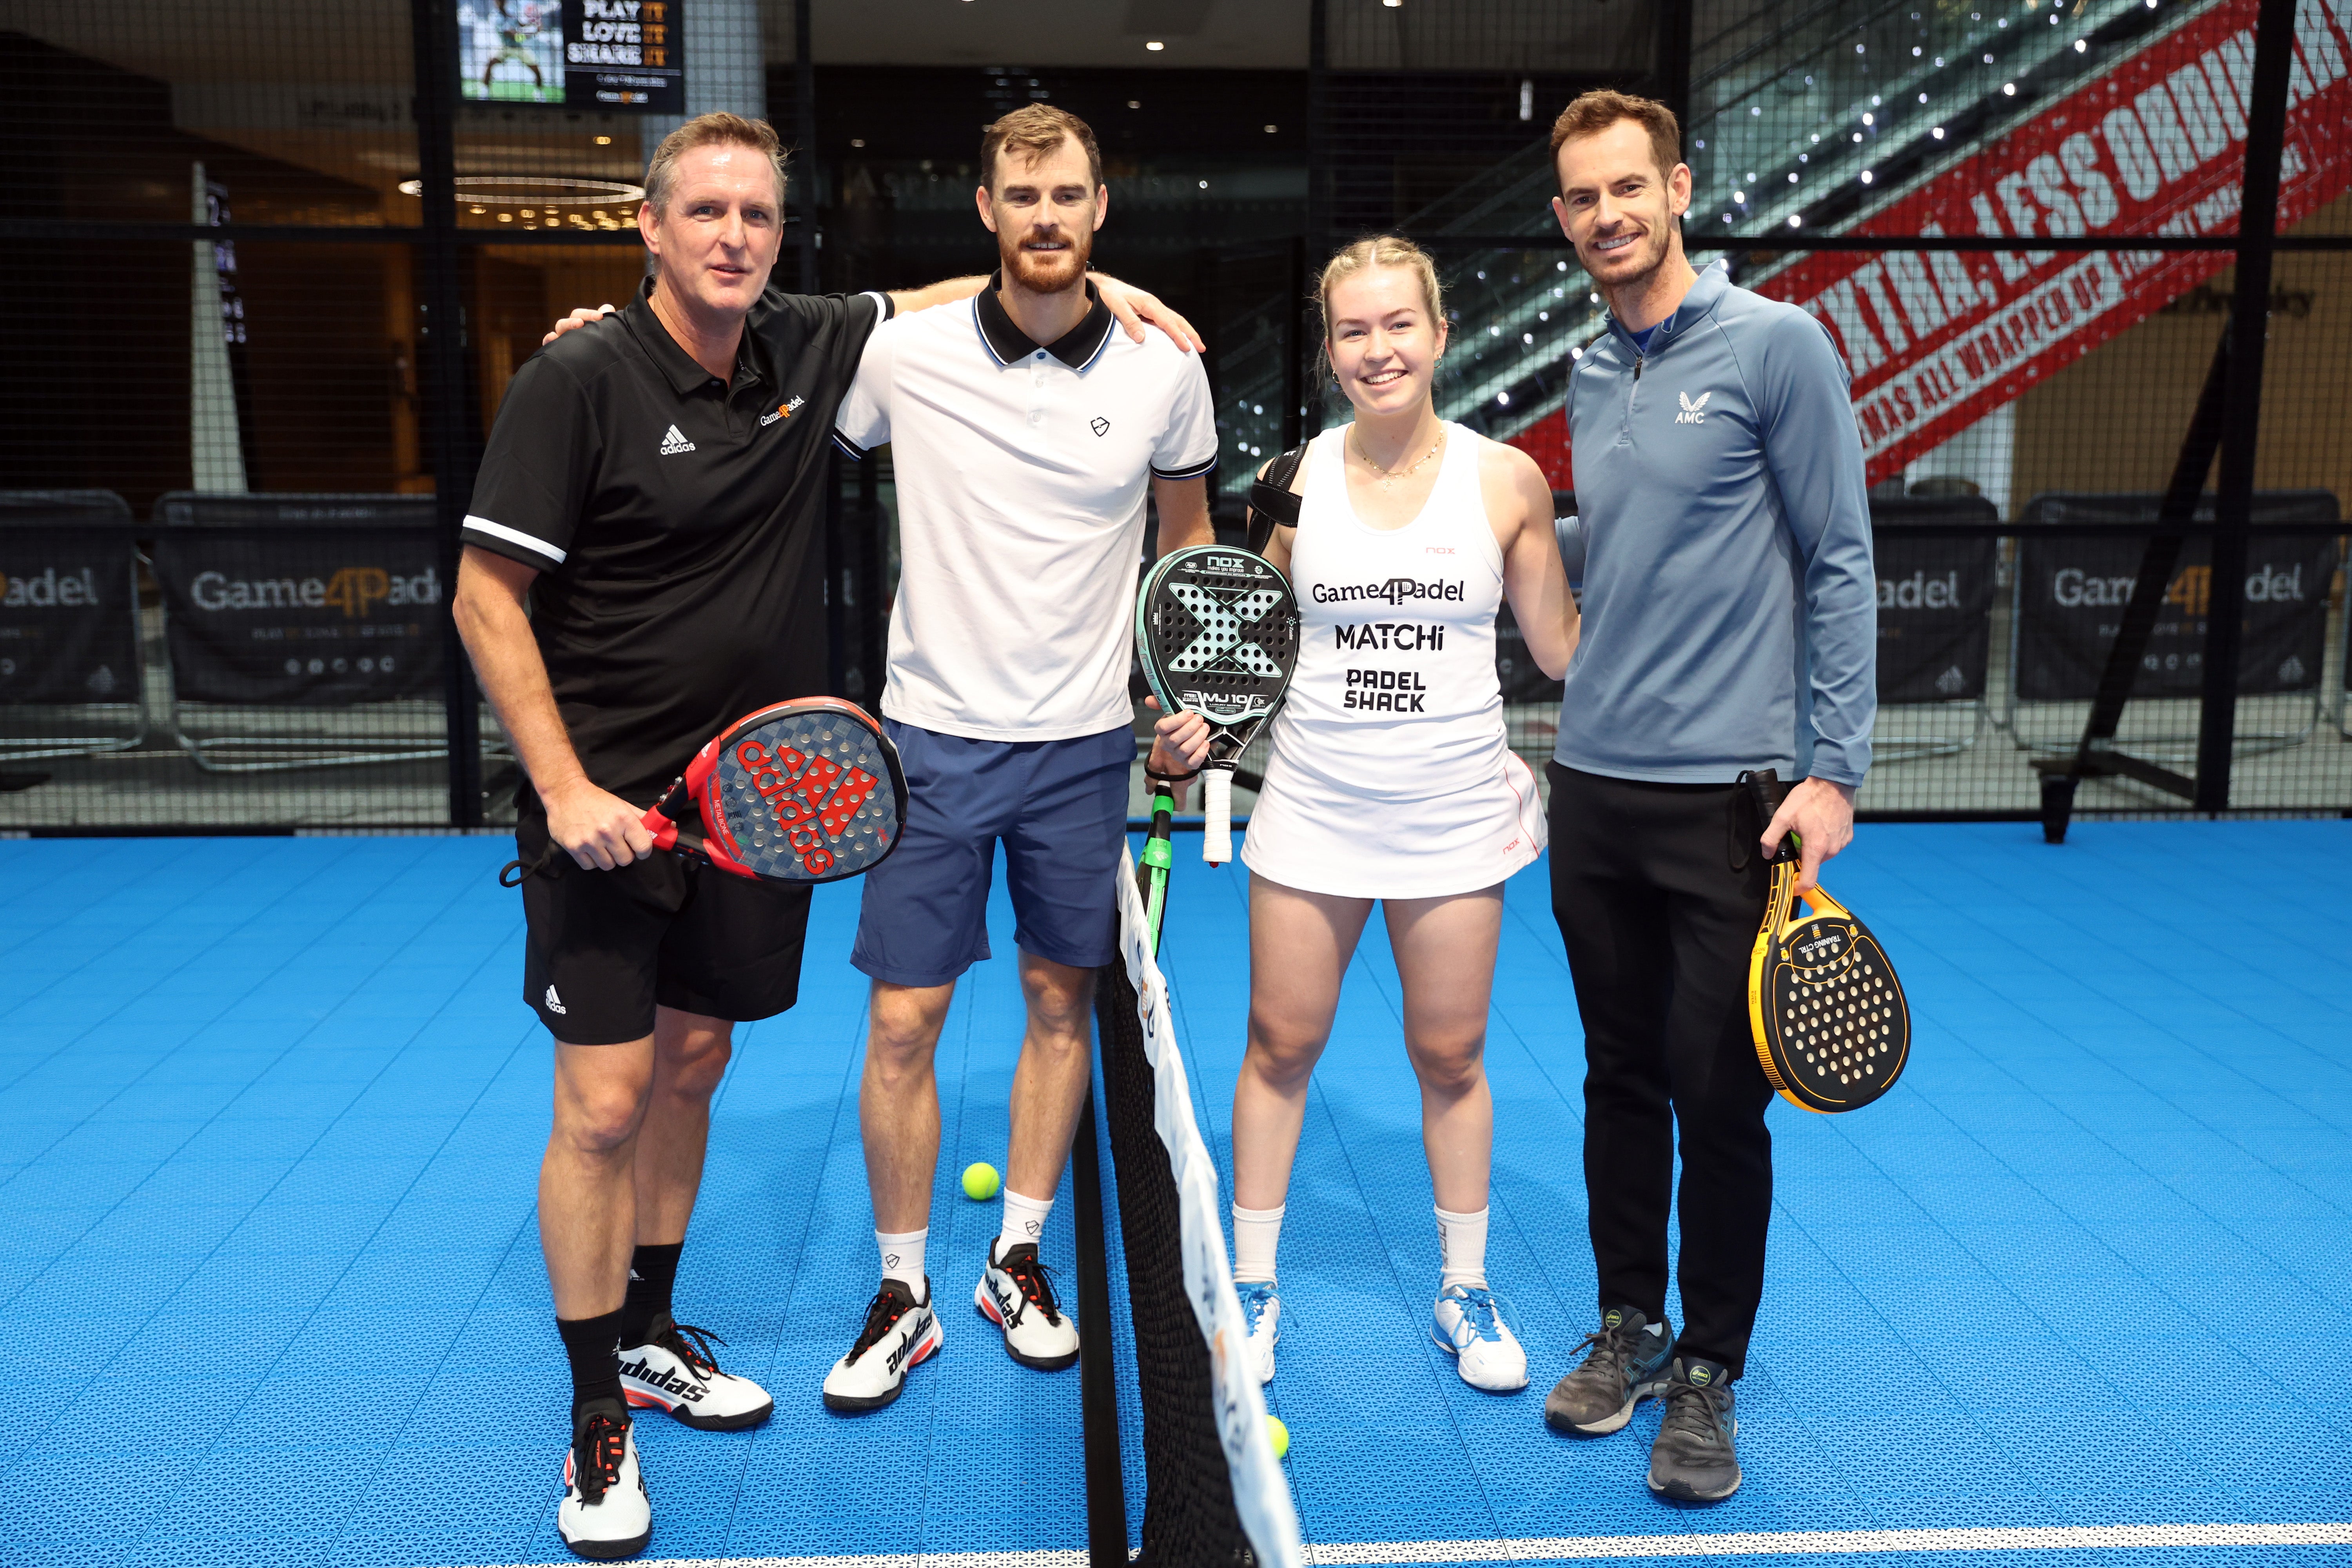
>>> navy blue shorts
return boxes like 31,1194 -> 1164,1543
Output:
850,720 -> 1132,987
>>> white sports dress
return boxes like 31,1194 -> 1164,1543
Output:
1241,423 -> 1546,900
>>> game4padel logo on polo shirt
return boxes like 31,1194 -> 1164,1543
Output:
761,395 -> 806,428
660,425 -> 696,456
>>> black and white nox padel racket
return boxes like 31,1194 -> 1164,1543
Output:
1136,544 -> 1301,864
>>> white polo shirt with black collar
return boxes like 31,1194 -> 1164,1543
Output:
833,277 -> 1218,744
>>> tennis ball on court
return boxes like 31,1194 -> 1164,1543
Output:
1266,1414 -> 1290,1460
962,1161 -> 1002,1201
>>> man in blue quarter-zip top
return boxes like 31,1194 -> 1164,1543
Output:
1532,90 -> 1876,1504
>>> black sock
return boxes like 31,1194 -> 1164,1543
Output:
556,1309 -> 626,1416
618,1241 -> 684,1347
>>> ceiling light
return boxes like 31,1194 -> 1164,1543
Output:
1264,124 -> 1278,133
1145,40 -> 1164,50
1127,100 -> 1141,109
850,138 -> 864,148
593,135 -> 611,146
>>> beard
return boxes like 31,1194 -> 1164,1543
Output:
1000,225 -> 1092,293
1580,217 -> 1674,293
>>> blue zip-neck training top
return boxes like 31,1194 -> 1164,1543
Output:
1554,260 -> 1876,787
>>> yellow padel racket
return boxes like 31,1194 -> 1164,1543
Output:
1742,772 -> 1911,1114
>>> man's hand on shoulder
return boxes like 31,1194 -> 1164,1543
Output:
542,775 -> 657,870
1090,273 -> 1205,352
543,304 -> 619,347
1760,776 -> 1857,897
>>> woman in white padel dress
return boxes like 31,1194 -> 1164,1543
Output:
1153,237 -> 1577,1394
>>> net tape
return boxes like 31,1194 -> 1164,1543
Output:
1100,843 -> 1303,1568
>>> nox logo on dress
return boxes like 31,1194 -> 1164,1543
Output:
1676,391 -> 1711,425
1169,584 -> 1287,678
659,424 -> 696,455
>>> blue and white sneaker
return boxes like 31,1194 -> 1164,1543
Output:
1432,1283 -> 1528,1392
1237,1281 -> 1280,1385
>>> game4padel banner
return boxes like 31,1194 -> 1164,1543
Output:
0,524 -> 141,706
151,529 -> 445,706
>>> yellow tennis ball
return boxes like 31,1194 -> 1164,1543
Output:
1265,1414 -> 1289,1460
962,1161 -> 1001,1200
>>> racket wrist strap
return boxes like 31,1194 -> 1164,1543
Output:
1144,766 -> 1200,784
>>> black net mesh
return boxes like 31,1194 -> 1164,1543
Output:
1092,951 -> 1258,1568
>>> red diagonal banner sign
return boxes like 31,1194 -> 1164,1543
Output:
1509,0 -> 2352,489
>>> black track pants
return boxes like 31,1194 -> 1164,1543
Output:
1546,763 -> 1777,1378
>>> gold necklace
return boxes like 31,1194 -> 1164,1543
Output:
1350,427 -> 1445,489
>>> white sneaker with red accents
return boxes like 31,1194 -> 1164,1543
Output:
975,1239 -> 1080,1371
557,1398 -> 652,1561
822,1277 -> 942,1414
617,1312 -> 774,1431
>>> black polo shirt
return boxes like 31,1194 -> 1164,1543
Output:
462,279 -> 890,805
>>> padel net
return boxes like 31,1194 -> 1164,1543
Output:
1089,843 -> 1303,1566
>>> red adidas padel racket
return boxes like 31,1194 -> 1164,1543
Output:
644,698 -> 906,882
502,697 -> 906,887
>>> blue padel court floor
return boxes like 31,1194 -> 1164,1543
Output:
5,821 -> 2352,1567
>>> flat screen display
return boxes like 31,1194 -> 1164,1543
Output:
459,0 -> 682,113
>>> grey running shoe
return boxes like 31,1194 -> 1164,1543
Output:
1647,1356 -> 1741,1502
1544,1305 -> 1674,1435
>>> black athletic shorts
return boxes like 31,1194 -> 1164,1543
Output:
516,806 -> 813,1045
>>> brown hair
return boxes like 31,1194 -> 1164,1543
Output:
1548,89 -> 1682,185
1317,235 -> 1446,343
644,112 -> 788,215
980,104 -> 1103,193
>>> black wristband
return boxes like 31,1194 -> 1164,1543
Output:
1144,767 -> 1200,785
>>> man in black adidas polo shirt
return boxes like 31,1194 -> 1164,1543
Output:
454,111 -> 1194,1560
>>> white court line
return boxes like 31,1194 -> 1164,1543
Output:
456,1521 -> 2352,1567
1297,1524 -> 2352,1564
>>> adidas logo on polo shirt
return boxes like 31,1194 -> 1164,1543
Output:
659,425 -> 695,456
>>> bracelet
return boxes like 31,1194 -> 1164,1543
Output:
1144,766 -> 1200,785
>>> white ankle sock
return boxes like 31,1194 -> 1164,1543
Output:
1435,1204 -> 1490,1291
1232,1202 -> 1285,1284
996,1189 -> 1054,1258
877,1228 -> 927,1292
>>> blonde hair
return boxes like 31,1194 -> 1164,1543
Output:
644,112 -> 788,216
980,104 -> 1103,193
1317,235 -> 1446,343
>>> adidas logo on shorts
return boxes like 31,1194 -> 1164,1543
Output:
544,984 -> 568,1015
659,424 -> 696,456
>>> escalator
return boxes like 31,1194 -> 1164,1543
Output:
1210,0 -> 2352,493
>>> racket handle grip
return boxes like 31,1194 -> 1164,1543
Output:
1202,767 -> 1234,865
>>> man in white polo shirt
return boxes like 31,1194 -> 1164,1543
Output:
818,103 -> 1218,1412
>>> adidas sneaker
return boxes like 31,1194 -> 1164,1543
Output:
1432,1284 -> 1528,1392
557,1397 -> 651,1561
617,1312 -> 773,1431
1237,1281 -> 1280,1385
975,1239 -> 1080,1371
822,1277 -> 942,1414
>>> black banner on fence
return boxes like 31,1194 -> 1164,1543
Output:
0,523 -> 141,704
151,528 -> 445,706
2013,491 -> 2341,703
1871,497 -> 1999,704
